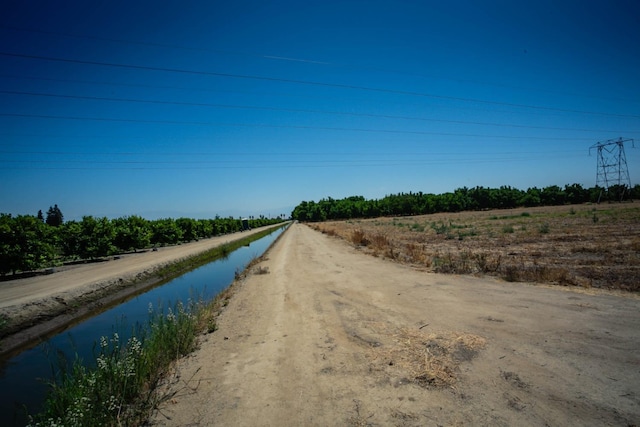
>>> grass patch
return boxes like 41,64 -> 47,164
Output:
538,223 -> 550,234
410,223 -> 425,232
502,225 -> 515,234
0,314 -> 8,333
28,300 -> 203,427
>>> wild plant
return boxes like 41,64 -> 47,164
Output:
28,300 -> 201,427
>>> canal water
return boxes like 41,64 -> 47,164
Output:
1,225 -> 287,426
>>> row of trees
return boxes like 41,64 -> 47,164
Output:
291,184 -> 639,222
0,214 -> 284,275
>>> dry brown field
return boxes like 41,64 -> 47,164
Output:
310,202 -> 640,292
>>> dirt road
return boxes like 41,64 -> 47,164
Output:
152,223 -> 640,426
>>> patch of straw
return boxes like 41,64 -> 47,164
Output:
371,327 -> 486,388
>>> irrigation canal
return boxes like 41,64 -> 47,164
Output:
1,224 -> 288,426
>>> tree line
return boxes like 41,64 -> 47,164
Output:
291,183 -> 639,222
0,212 -> 284,276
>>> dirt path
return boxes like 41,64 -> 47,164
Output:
151,223 -> 640,426
0,225 -> 281,356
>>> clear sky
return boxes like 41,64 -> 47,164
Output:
1,0 -> 639,220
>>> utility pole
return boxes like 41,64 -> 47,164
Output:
589,137 -> 634,202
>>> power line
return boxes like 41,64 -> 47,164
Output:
0,148 -> 579,157
2,89 -> 634,134
1,51 -> 638,119
0,112 -> 593,140
3,25 -> 637,105
0,154 -> 584,170
1,73 -> 606,120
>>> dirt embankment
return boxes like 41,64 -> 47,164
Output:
0,225 -> 283,358
151,222 -> 640,426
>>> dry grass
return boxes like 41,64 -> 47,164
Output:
311,202 -> 640,291
370,327 -> 486,388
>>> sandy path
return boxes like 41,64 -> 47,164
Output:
151,223 -> 640,426
0,225 -> 281,356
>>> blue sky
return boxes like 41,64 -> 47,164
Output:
1,0 -> 639,220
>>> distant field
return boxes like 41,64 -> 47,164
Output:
310,202 -> 640,291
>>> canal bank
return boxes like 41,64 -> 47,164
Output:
0,223 -> 289,359
2,223 -> 290,426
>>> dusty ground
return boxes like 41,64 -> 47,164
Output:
0,225 -> 280,357
152,222 -> 640,426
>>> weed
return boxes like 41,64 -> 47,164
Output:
347,400 -> 374,427
502,265 -> 520,282
431,222 -> 449,235
370,233 -> 389,249
502,225 -> 514,234
350,229 -> 369,246
405,243 -> 424,264
475,253 -> 501,273
592,213 -> 599,223
521,212 -> 531,217
385,245 -> 398,260
410,223 -> 425,232
0,314 -> 7,332
219,244 -> 231,258
538,223 -> 550,234
569,207 -> 576,215
207,319 -> 218,333
254,266 -> 270,275
432,252 -> 473,274
323,228 -> 337,237
28,300 -> 202,427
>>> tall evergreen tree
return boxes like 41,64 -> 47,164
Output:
46,204 -> 64,227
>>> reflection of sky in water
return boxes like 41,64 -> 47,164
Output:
0,226 -> 285,426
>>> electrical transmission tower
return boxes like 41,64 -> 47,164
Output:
589,137 -> 634,202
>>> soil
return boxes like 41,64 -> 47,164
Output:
151,222 -> 640,426
0,226 -> 280,358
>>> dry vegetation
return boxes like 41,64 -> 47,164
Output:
310,202 -> 640,291
370,326 -> 486,388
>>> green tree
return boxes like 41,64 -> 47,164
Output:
540,185 -> 566,206
0,214 -> 55,274
176,218 -> 198,242
519,187 -> 541,207
46,204 -> 64,227
58,220 -> 83,259
77,216 -> 115,259
564,183 -> 589,204
150,218 -> 183,246
113,216 -> 151,252
0,214 -> 15,275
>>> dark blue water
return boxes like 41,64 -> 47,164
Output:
0,225 -> 287,426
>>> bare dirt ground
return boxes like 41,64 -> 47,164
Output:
0,225 -> 279,357
152,222 -> 640,426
